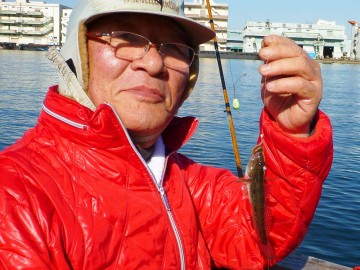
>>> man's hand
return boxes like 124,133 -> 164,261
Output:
258,35 -> 322,137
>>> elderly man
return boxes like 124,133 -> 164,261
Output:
0,0 -> 332,269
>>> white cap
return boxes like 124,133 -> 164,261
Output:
81,0 -> 215,45
52,0 -> 215,110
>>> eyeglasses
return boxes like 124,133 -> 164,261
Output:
86,31 -> 197,69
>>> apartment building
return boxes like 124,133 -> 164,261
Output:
0,0 -> 69,48
185,0 -> 228,52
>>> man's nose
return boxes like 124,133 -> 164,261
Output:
131,45 -> 165,76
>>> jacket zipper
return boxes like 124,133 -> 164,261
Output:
43,103 -> 186,269
107,104 -> 186,270
158,160 -> 186,270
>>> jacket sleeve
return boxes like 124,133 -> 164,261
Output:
0,158 -> 70,269
259,109 -> 333,260
187,109 -> 333,269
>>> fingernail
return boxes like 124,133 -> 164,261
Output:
261,64 -> 270,74
261,48 -> 271,60
266,81 -> 275,90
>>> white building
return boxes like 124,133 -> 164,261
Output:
0,0 -> 70,47
12,0 -> 228,51
243,19 -> 348,59
227,29 -> 243,52
60,1 -> 230,52
348,20 -> 360,60
185,0 -> 228,52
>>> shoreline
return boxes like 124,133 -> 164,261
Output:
2,47 -> 360,64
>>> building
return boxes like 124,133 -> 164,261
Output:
60,0 -> 230,52
348,20 -> 360,60
226,29 -> 243,52
3,1 -> 351,60
184,0 -> 228,52
242,19 -> 348,59
60,7 -> 71,44
35,0 -> 229,51
0,0 -> 228,52
0,0 -> 70,48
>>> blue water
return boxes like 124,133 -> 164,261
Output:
0,51 -> 359,267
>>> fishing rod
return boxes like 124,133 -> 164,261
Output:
205,0 -> 244,178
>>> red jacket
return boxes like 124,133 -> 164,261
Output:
0,86 -> 333,269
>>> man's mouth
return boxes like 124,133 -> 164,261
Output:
122,85 -> 165,102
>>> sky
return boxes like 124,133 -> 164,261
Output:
46,0 -> 360,37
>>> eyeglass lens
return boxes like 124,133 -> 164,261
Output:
109,31 -> 194,69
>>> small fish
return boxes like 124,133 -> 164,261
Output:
245,143 -> 267,245
245,143 -> 275,266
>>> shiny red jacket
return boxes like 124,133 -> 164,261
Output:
0,86 -> 333,269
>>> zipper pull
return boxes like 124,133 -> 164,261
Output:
160,188 -> 171,211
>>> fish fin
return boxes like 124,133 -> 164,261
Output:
255,181 -> 276,265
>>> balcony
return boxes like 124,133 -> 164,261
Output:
0,10 -> 17,15
0,17 -> 53,26
0,29 -> 21,35
282,31 -> 345,41
214,37 -> 227,44
23,27 -> 53,36
0,10 -> 43,18
20,17 -> 53,26
25,11 -> 44,18
0,19 -> 17,25
0,25 -> 53,36
186,13 -> 228,21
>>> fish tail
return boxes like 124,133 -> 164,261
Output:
259,241 -> 276,267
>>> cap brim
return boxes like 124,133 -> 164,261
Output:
85,11 -> 215,46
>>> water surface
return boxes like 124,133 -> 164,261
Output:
0,50 -> 359,267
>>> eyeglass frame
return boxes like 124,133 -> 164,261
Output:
86,31 -> 198,68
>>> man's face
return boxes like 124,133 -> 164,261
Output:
87,14 -> 190,147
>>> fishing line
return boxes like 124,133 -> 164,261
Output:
205,0 -> 243,178
228,60 -> 240,110
208,11 -> 244,112
260,61 -> 269,139
229,60 -> 235,91
231,72 -> 247,110
210,9 -> 242,111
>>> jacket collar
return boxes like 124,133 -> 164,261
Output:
40,86 -> 198,154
